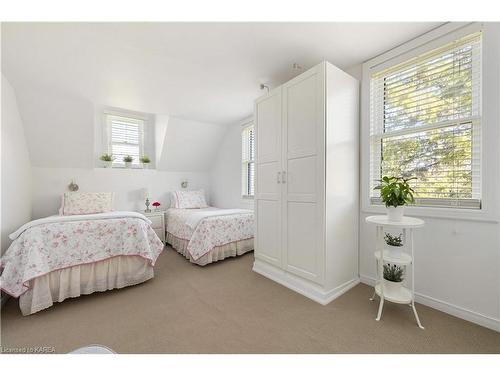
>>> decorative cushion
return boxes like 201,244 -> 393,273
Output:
60,192 -> 114,216
172,190 -> 208,209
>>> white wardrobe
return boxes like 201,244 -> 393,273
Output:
253,61 -> 359,304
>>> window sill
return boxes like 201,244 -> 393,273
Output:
242,195 -> 254,199
96,165 -> 155,170
362,203 -> 498,223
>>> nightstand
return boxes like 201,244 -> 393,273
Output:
141,211 -> 166,243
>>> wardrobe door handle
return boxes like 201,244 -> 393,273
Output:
277,171 -> 281,183
282,171 -> 286,183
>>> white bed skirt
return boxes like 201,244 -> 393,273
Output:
166,232 -> 253,266
19,256 -> 154,315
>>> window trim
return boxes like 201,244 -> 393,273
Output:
241,122 -> 255,198
106,114 -> 144,167
100,108 -> 154,169
361,22 -> 499,222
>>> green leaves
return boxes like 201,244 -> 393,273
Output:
374,176 -> 416,208
383,264 -> 404,282
99,153 -> 114,162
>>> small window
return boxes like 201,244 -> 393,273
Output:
242,124 -> 255,197
369,32 -> 482,209
105,114 -> 144,166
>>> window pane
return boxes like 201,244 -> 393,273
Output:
107,114 -> 144,165
242,125 -> 255,196
381,123 -> 474,200
248,161 -> 255,196
370,33 -> 481,208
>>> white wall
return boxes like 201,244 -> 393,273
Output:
359,23 -> 500,331
210,118 -> 254,209
159,117 -> 227,172
31,167 -> 211,219
1,75 -> 32,254
15,84 -> 95,168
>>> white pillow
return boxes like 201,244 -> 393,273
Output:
59,192 -> 114,216
172,190 -> 208,209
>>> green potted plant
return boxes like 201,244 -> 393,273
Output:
374,176 -> 415,221
99,153 -> 114,168
123,155 -> 134,168
384,232 -> 403,256
383,263 -> 404,294
140,155 -> 151,169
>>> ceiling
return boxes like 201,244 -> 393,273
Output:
2,22 -> 441,125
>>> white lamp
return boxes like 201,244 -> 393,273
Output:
143,188 -> 151,213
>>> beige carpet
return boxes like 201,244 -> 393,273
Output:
1,246 -> 499,353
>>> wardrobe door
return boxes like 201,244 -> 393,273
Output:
254,88 -> 283,267
281,64 -> 325,283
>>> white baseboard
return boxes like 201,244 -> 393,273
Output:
253,259 -> 360,305
360,275 -> 500,333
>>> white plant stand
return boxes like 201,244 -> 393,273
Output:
365,215 -> 425,329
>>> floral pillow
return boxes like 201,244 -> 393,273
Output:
172,190 -> 208,209
59,192 -> 114,216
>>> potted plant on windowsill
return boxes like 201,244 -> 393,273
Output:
123,155 -> 134,168
140,156 -> 151,169
374,176 -> 415,221
383,263 -> 404,294
99,153 -> 114,168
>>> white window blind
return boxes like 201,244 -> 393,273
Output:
242,125 -> 255,196
106,114 -> 144,165
370,32 -> 482,209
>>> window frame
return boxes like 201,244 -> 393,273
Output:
101,108 -> 153,169
369,33 -> 482,209
241,122 -> 255,198
361,22 -> 499,222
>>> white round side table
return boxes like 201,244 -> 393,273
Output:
365,215 -> 425,329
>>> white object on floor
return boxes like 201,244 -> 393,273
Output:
253,61 -> 359,305
365,215 -> 425,329
185,208 -> 252,229
69,345 -> 116,354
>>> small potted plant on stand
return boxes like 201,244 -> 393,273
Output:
100,153 -> 114,168
374,176 -> 415,221
123,155 -> 134,168
383,263 -> 404,294
384,233 -> 403,258
140,155 -> 151,169
152,201 -> 161,212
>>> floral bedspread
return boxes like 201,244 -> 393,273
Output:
0,214 -> 164,298
165,208 -> 254,260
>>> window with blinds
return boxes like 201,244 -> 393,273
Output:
370,32 -> 482,209
106,114 -> 144,166
242,125 -> 255,196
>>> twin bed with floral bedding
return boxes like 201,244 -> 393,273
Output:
166,190 -> 254,266
0,190 -> 254,315
0,193 -> 164,315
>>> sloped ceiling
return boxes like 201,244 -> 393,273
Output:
1,22 -> 441,170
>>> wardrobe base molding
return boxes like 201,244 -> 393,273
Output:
253,259 -> 360,305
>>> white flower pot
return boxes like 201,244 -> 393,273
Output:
103,161 -> 112,168
386,244 -> 404,258
387,206 -> 404,222
383,279 -> 404,294
124,162 -> 132,168
142,163 -> 149,169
